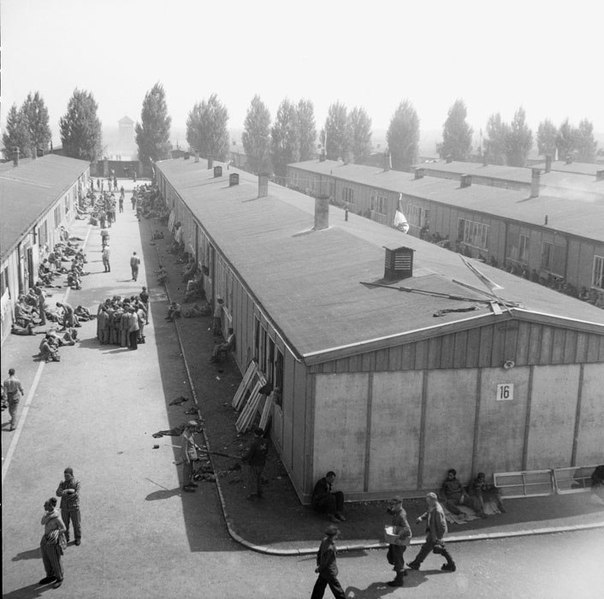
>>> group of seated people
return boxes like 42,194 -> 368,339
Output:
37,242 -> 86,288
133,184 -> 169,222
309,468 -> 507,525
96,291 -> 149,347
440,468 -> 505,517
37,328 -> 79,362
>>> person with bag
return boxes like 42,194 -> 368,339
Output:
181,421 -> 200,492
384,496 -> 412,587
39,497 -> 67,588
407,492 -> 457,573
311,525 -> 346,599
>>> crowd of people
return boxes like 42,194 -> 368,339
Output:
96,288 -> 149,350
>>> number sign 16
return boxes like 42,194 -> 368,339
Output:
496,383 -> 514,401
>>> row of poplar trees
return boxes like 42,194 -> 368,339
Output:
3,84 -> 599,171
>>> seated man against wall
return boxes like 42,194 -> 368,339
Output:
440,468 -> 469,515
209,328 -> 235,363
312,471 -> 346,523
468,472 -> 505,517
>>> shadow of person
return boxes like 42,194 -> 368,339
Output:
2,582 -> 47,599
344,581 -> 398,598
12,547 -> 41,561
145,487 -> 182,501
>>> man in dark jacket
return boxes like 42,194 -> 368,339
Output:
408,492 -> 456,572
242,427 -> 269,499
311,525 -> 346,599
312,471 -> 345,522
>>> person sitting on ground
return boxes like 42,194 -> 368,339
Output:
209,328 -> 235,363
312,471 -> 346,523
182,257 -> 197,283
440,468 -> 469,515
15,297 -> 39,327
591,465 -> 604,502
156,265 -> 168,285
39,335 -> 60,362
152,229 -> 164,240
468,472 -> 506,517
166,302 -> 181,322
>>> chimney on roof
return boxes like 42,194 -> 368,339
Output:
214,166 -> 222,178
414,167 -> 424,180
446,155 -> 453,164
194,151 -> 199,163
460,174 -> 472,188
384,152 -> 391,172
314,195 -> 330,231
319,152 -> 326,162
12,147 -> 19,167
229,173 -> 239,187
530,168 -> 540,198
258,173 -> 269,198
384,246 -> 414,282
545,155 -> 552,173
208,157 -> 214,169
184,152 -> 190,160
32,147 -> 37,160
565,155 -> 573,165
482,152 -> 488,167
544,214 -> 548,225
596,170 -> 604,181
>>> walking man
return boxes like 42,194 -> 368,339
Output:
385,496 -> 412,587
56,467 -> 81,545
130,252 -> 140,281
407,492 -> 457,572
311,525 -> 346,599
3,368 -> 24,431
242,427 -> 269,499
39,497 -> 66,589
181,421 -> 199,492
102,244 -> 111,272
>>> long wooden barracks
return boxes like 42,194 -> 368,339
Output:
0,154 -> 90,343
156,157 -> 604,502
286,159 -> 604,302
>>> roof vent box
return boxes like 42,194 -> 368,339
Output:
229,173 -> 239,186
384,245 -> 414,282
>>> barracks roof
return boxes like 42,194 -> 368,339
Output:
288,160 -> 604,242
0,155 -> 89,261
412,159 -> 603,196
157,158 -> 604,362
531,160 -> 603,177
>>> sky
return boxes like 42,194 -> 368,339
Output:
2,0 -> 603,146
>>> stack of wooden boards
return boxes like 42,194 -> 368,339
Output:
232,361 -> 274,433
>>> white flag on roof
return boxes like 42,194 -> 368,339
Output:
393,193 -> 409,233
